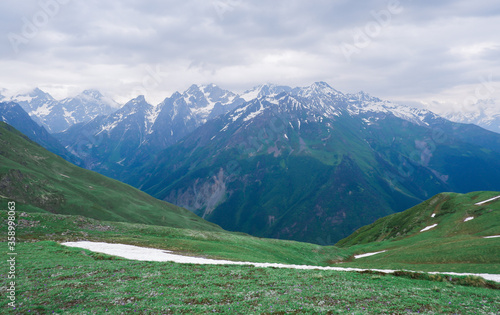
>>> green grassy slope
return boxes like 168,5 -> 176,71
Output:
0,122 -> 221,232
1,241 -> 498,314
335,191 -> 500,273
0,210 -> 346,266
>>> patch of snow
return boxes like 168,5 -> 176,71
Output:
362,118 -> 373,125
220,124 -> 229,132
61,241 -> 500,283
183,96 -> 192,107
484,235 -> 500,239
97,120 -> 119,135
420,224 -> 438,232
231,104 -> 251,122
243,102 -> 265,122
240,89 -> 261,102
190,100 -> 215,117
62,241 -> 250,265
354,250 -> 387,259
171,101 -> 180,120
463,217 -> 474,222
146,105 -> 161,127
431,213 -> 436,218
266,97 -> 279,105
474,195 -> 500,206
30,102 -> 52,117
59,174 -> 70,178
63,109 -> 75,119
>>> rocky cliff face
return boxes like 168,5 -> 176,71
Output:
166,168 -> 229,218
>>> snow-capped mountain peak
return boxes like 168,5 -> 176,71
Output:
11,88 -> 54,111
240,83 -> 292,101
293,81 -> 342,99
8,87 -> 118,133
351,90 -> 381,102
345,91 -> 438,126
131,94 -> 146,104
219,83 -> 445,130
28,87 -> 55,100
81,89 -> 103,99
120,95 -> 150,114
178,84 -> 241,124
438,99 -> 500,134
9,88 -> 57,129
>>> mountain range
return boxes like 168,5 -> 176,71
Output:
439,99 -> 500,134
54,81 -> 500,244
126,83 -> 500,244
3,82 -> 500,244
0,102 -> 80,164
5,88 -> 118,133
55,84 -> 245,178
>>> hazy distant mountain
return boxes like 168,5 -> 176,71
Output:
439,99 -> 500,134
239,84 -> 292,101
0,102 -> 80,164
10,88 -> 118,133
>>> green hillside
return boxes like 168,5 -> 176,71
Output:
0,210 -> 346,266
1,240 -> 498,314
335,191 -> 500,273
0,122 -> 221,232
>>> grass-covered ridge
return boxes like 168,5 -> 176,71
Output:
335,191 -> 500,274
0,121 -> 221,232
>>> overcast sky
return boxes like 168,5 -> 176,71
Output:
0,0 -> 499,114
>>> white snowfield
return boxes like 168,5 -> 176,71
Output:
474,195 -> 500,206
463,217 -> 474,222
420,224 -> 438,232
61,241 -> 500,283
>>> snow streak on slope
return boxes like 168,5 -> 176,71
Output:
474,195 -> 500,206
354,251 -> 387,259
420,224 -> 438,232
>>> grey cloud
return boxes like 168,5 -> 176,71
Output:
0,0 -> 499,109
